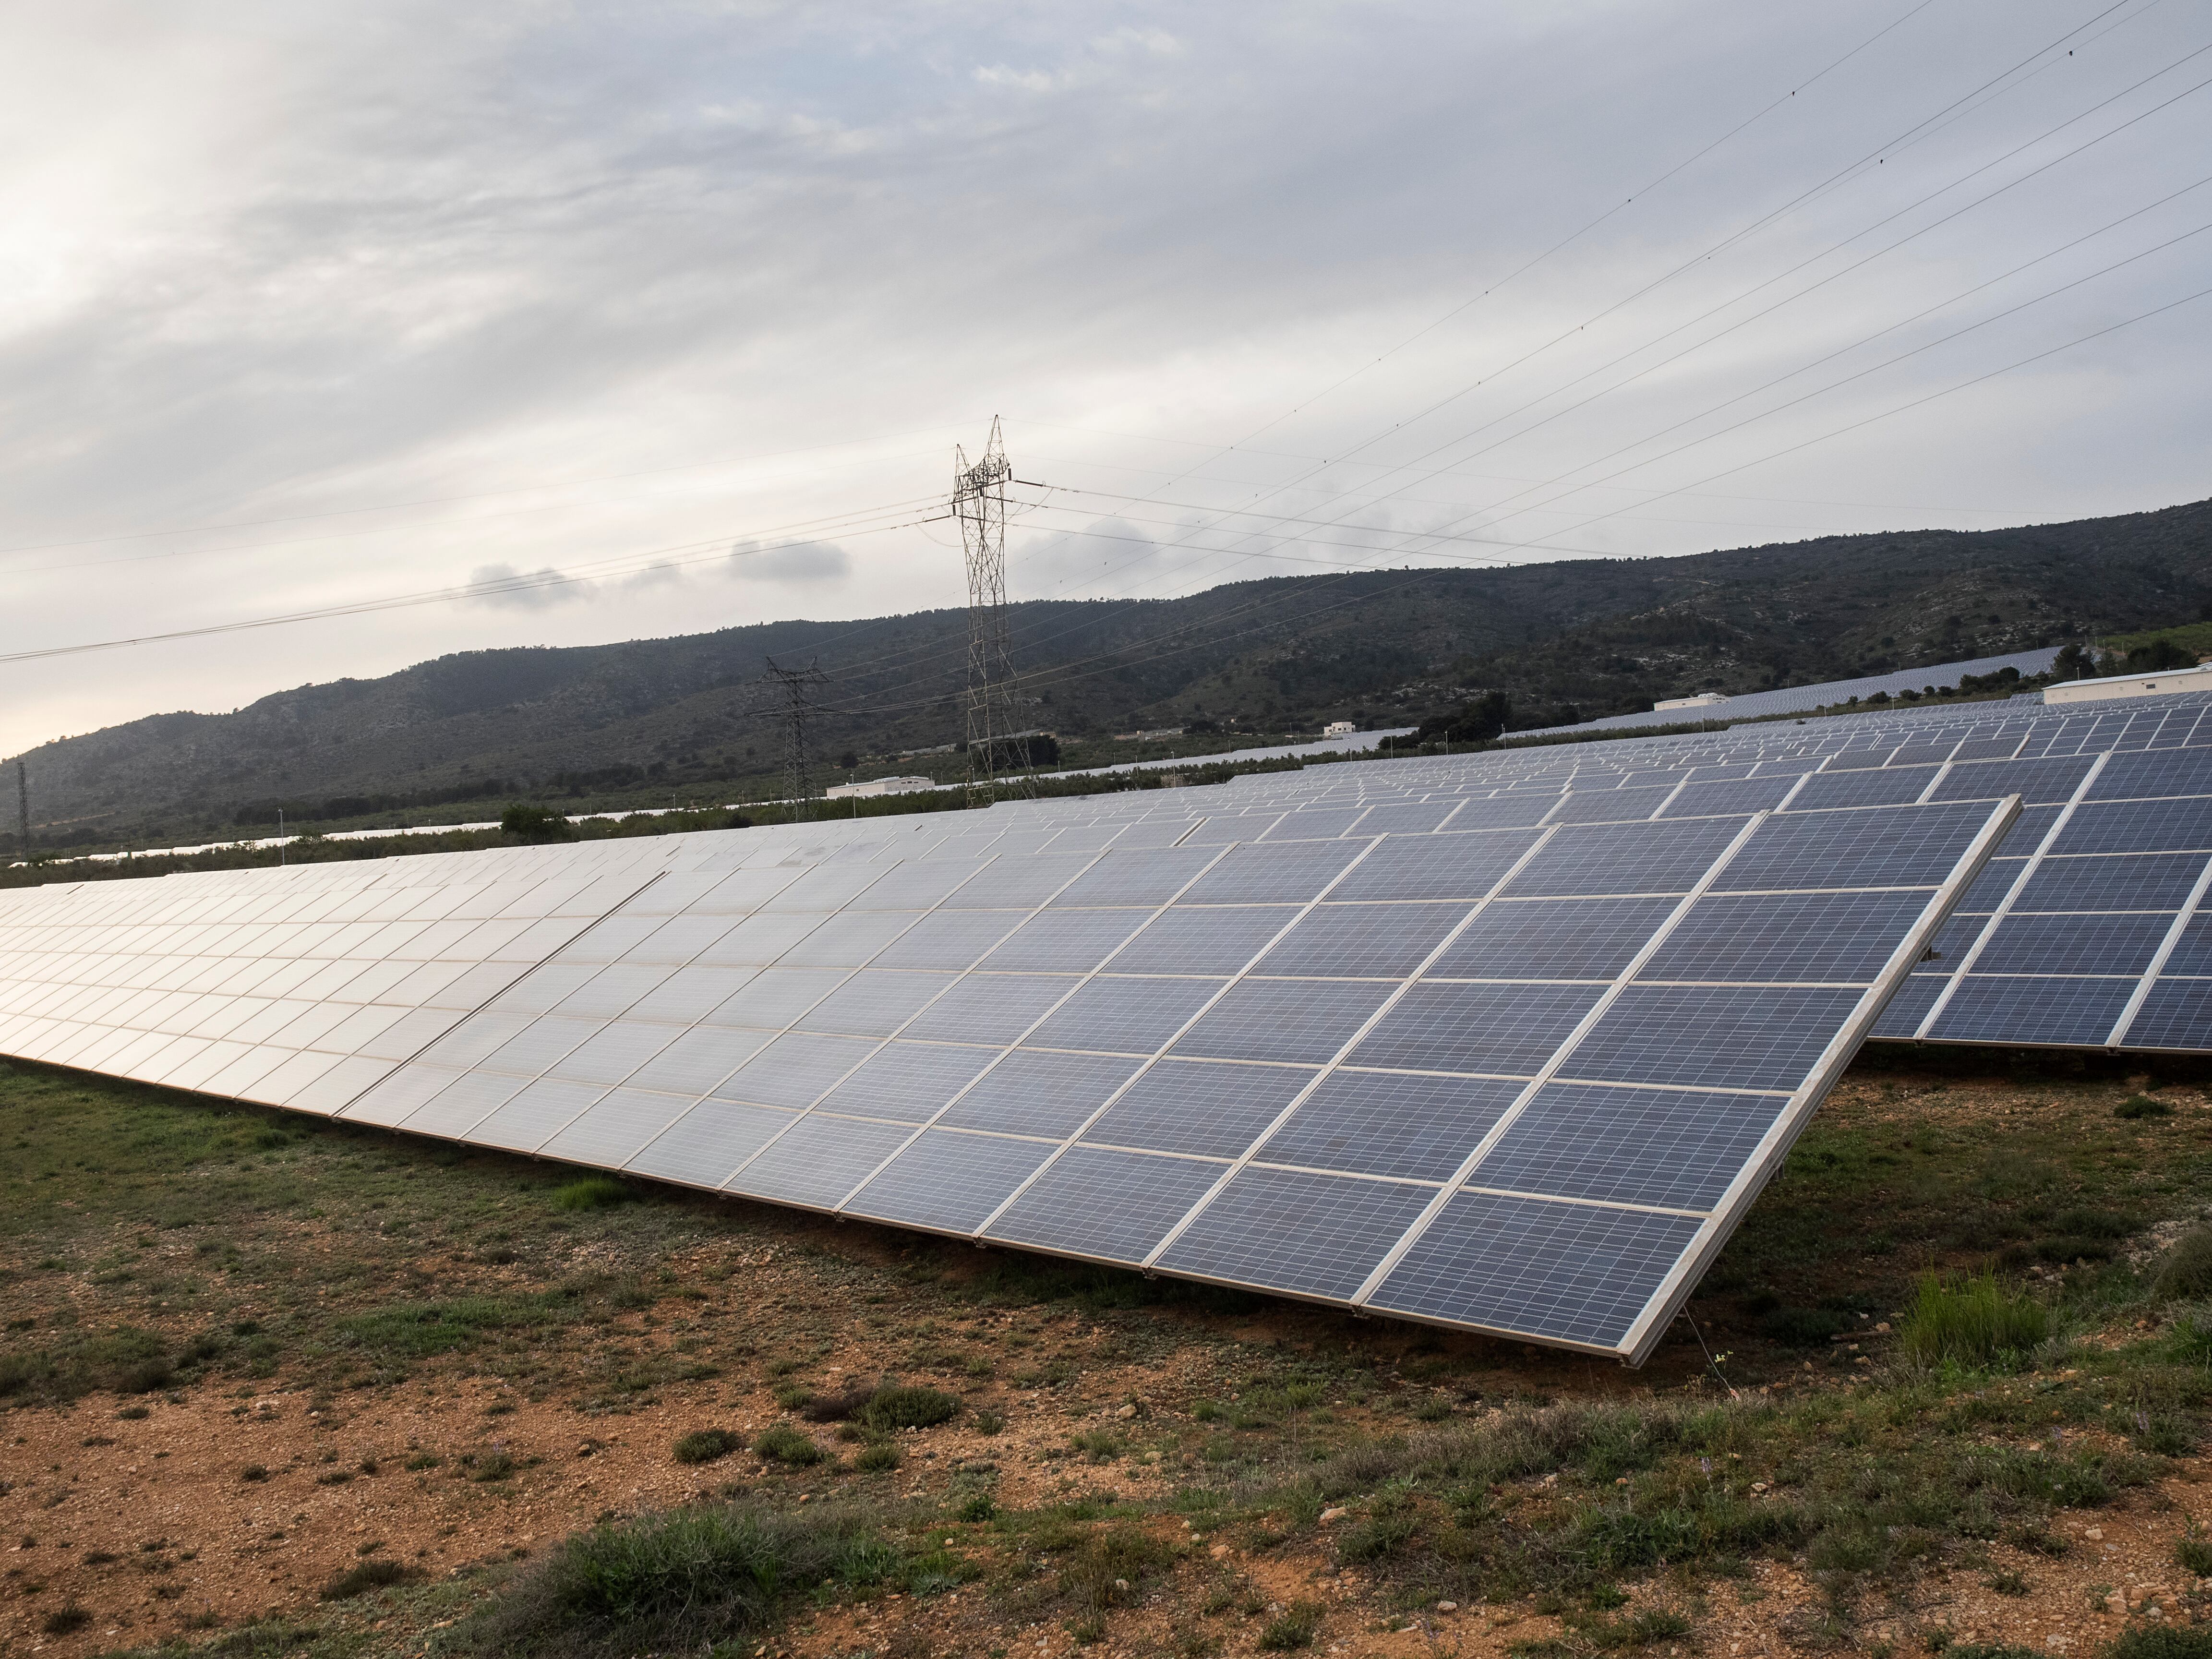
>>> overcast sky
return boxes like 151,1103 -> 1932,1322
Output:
3,0 -> 2208,756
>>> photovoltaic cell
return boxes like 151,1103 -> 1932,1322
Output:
1081,1058 -> 1315,1158
1366,1191 -> 1706,1348
1157,1168 -> 1435,1301
1470,1083 -> 1780,1212
844,1130 -> 1056,1234
1352,982 -> 1606,1075
1171,980 -> 1396,1064
1252,1070 -> 1525,1181
986,1145 -> 1228,1264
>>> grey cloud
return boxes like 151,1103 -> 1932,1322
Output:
730,539 -> 853,583
461,564 -> 591,609
1,1 -> 2208,755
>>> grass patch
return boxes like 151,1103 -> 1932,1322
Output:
2116,1094 -> 2174,1120
755,1424 -> 825,1466
319,1558 -> 423,1600
859,1384 -> 959,1431
1898,1266 -> 2048,1369
672,1429 -> 743,1466
550,1177 -> 637,1212
2106,1630 -> 2212,1659
0,1324 -> 173,1404
337,1294 -> 572,1362
41,1604 -> 92,1636
1258,1600 -> 1323,1650
2157,1230 -> 2212,1300
451,1500 -> 892,1657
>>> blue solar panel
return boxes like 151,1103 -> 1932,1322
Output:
0,711 -> 2081,1363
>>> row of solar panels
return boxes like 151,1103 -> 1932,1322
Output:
0,685 -> 2203,1361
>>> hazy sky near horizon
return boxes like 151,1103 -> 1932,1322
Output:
3,0 -> 2209,756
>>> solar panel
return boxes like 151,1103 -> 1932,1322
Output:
7,680 -> 2212,1362
315,792 -> 2014,1361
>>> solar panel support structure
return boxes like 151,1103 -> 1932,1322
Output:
758,657 -> 829,806
955,418 -> 1030,804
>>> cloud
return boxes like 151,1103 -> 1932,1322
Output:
729,539 -> 852,584
460,564 -> 591,609
3,0 -> 2210,756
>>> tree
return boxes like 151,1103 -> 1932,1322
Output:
2123,638 -> 2196,673
501,802 -> 577,842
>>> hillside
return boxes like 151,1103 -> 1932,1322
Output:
12,495 -> 2212,851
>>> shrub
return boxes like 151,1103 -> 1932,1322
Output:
755,1425 -> 825,1466
854,1442 -> 902,1473
551,1177 -> 635,1212
858,1385 -> 959,1432
501,803 -> 577,842
1899,1267 -> 2047,1369
1337,1512 -> 1419,1562
2116,1094 -> 2174,1120
2177,1523 -> 2212,1577
453,1500 -> 890,1658
799,1382 -> 878,1422
1258,1600 -> 1323,1650
672,1429 -> 742,1466
2156,1230 -> 2212,1300
319,1559 -> 422,1601
2105,1628 -> 2212,1659
41,1605 -> 91,1636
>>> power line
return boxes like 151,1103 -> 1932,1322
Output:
1002,3 -> 2172,613
0,502 -> 950,667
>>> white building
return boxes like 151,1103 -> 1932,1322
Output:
2044,662 -> 2212,706
1655,691 -> 1730,712
1322,720 -> 1358,738
824,775 -> 939,800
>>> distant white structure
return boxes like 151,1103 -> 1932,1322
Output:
2044,661 -> 2212,706
824,775 -> 939,800
1655,691 -> 1730,711
1322,720 -> 1358,738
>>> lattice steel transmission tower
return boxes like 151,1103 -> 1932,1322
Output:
955,418 -> 1030,801
757,657 -> 829,805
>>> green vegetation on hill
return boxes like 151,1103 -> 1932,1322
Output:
7,496 -> 2212,854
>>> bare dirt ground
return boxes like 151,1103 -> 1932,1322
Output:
7,1050 -> 2212,1659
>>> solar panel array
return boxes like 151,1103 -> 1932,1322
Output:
0,680 -> 2206,1361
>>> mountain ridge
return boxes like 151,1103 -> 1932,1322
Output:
12,495 -> 2212,850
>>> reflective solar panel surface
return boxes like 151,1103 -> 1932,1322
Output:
2,681 -> 2209,1360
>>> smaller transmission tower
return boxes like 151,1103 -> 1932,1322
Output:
757,657 -> 829,806
954,418 -> 1031,802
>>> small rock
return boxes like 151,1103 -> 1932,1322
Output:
2086,1527 -> 2105,1542
1114,1578 -> 1130,1592
1750,1482 -> 1769,1493
1615,1477 -> 1630,1486
1320,1507 -> 1349,1524
2106,1591 -> 2128,1617
1113,1404 -> 1138,1420
1437,1600 -> 1459,1612
956,1459 -> 997,1474
1209,1543 -> 1232,1560
1875,1322 -> 1892,1334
